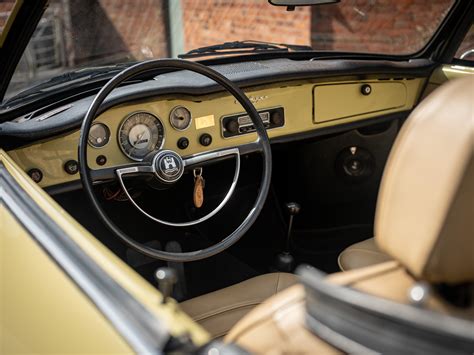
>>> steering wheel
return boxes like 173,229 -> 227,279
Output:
78,59 -> 272,262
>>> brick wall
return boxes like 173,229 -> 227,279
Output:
61,0 -> 460,61
0,0 -> 15,33
68,0 -> 168,65
311,0 -> 454,54
11,0 -> 467,68
99,0 -> 168,60
181,0 -> 311,52
181,0 -> 454,55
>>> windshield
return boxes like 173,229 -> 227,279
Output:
4,0 -> 455,104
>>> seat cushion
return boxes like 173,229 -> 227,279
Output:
338,238 -> 392,271
179,272 -> 298,339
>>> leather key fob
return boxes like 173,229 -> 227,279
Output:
193,175 -> 205,208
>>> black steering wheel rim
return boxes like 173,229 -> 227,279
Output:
78,59 -> 272,262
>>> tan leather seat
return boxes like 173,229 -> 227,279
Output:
338,237 -> 392,271
222,77 -> 474,352
179,272 -> 297,339
338,75 -> 474,272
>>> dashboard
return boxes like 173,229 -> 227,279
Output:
7,75 -> 425,189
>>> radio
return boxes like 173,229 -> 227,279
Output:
221,107 -> 285,138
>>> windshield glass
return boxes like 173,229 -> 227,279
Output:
4,0 -> 455,104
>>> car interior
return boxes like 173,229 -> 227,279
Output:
1,0 -> 473,352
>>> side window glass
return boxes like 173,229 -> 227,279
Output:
455,24 -> 474,62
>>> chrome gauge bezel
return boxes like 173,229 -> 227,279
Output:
88,122 -> 110,148
169,105 -> 192,131
118,111 -> 165,161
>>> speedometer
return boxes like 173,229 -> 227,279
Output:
118,112 -> 164,161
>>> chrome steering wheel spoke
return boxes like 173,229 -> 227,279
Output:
115,164 -> 155,179
89,163 -> 153,182
183,147 -> 241,169
115,147 -> 241,227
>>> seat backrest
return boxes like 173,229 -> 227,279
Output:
375,77 -> 474,284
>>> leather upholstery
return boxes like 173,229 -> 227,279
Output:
340,77 -> 474,281
338,238 -> 392,271
226,284 -> 342,354
375,77 -> 474,284
179,272 -> 297,339
227,261 -> 474,352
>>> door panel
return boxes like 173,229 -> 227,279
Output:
422,64 -> 474,99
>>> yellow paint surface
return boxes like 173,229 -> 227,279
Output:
0,151 -> 210,349
423,64 -> 474,99
0,206 -> 133,354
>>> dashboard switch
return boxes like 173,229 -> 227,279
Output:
64,160 -> 79,175
199,133 -> 212,147
225,120 -> 239,134
271,110 -> 284,126
96,155 -> 107,166
361,84 -> 372,96
177,137 -> 189,150
28,168 -> 43,183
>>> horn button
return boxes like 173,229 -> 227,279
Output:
153,150 -> 185,183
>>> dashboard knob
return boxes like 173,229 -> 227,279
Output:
225,120 -> 239,134
271,111 -> 284,126
64,160 -> 79,175
361,84 -> 372,96
96,155 -> 107,166
199,133 -> 212,147
177,137 -> 189,150
28,168 -> 43,183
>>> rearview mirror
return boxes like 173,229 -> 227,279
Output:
269,0 -> 340,7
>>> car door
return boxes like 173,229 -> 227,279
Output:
0,149 -> 208,353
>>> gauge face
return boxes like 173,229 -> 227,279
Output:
88,123 -> 110,148
169,106 -> 192,131
118,112 -> 164,161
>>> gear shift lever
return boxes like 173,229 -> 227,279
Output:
274,202 -> 301,272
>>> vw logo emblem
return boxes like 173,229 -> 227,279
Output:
154,150 -> 184,183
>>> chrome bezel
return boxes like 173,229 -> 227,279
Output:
169,105 -> 192,131
88,122 -> 111,148
118,111 -> 165,161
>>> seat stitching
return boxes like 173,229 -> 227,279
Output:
341,248 -> 391,257
192,300 -> 263,321
339,248 -> 390,271
337,262 -> 401,287
342,247 -> 383,254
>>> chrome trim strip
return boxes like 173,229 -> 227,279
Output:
0,164 -> 168,354
299,266 -> 474,353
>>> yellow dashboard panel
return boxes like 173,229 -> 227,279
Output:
8,77 -> 424,188
314,81 -> 407,122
